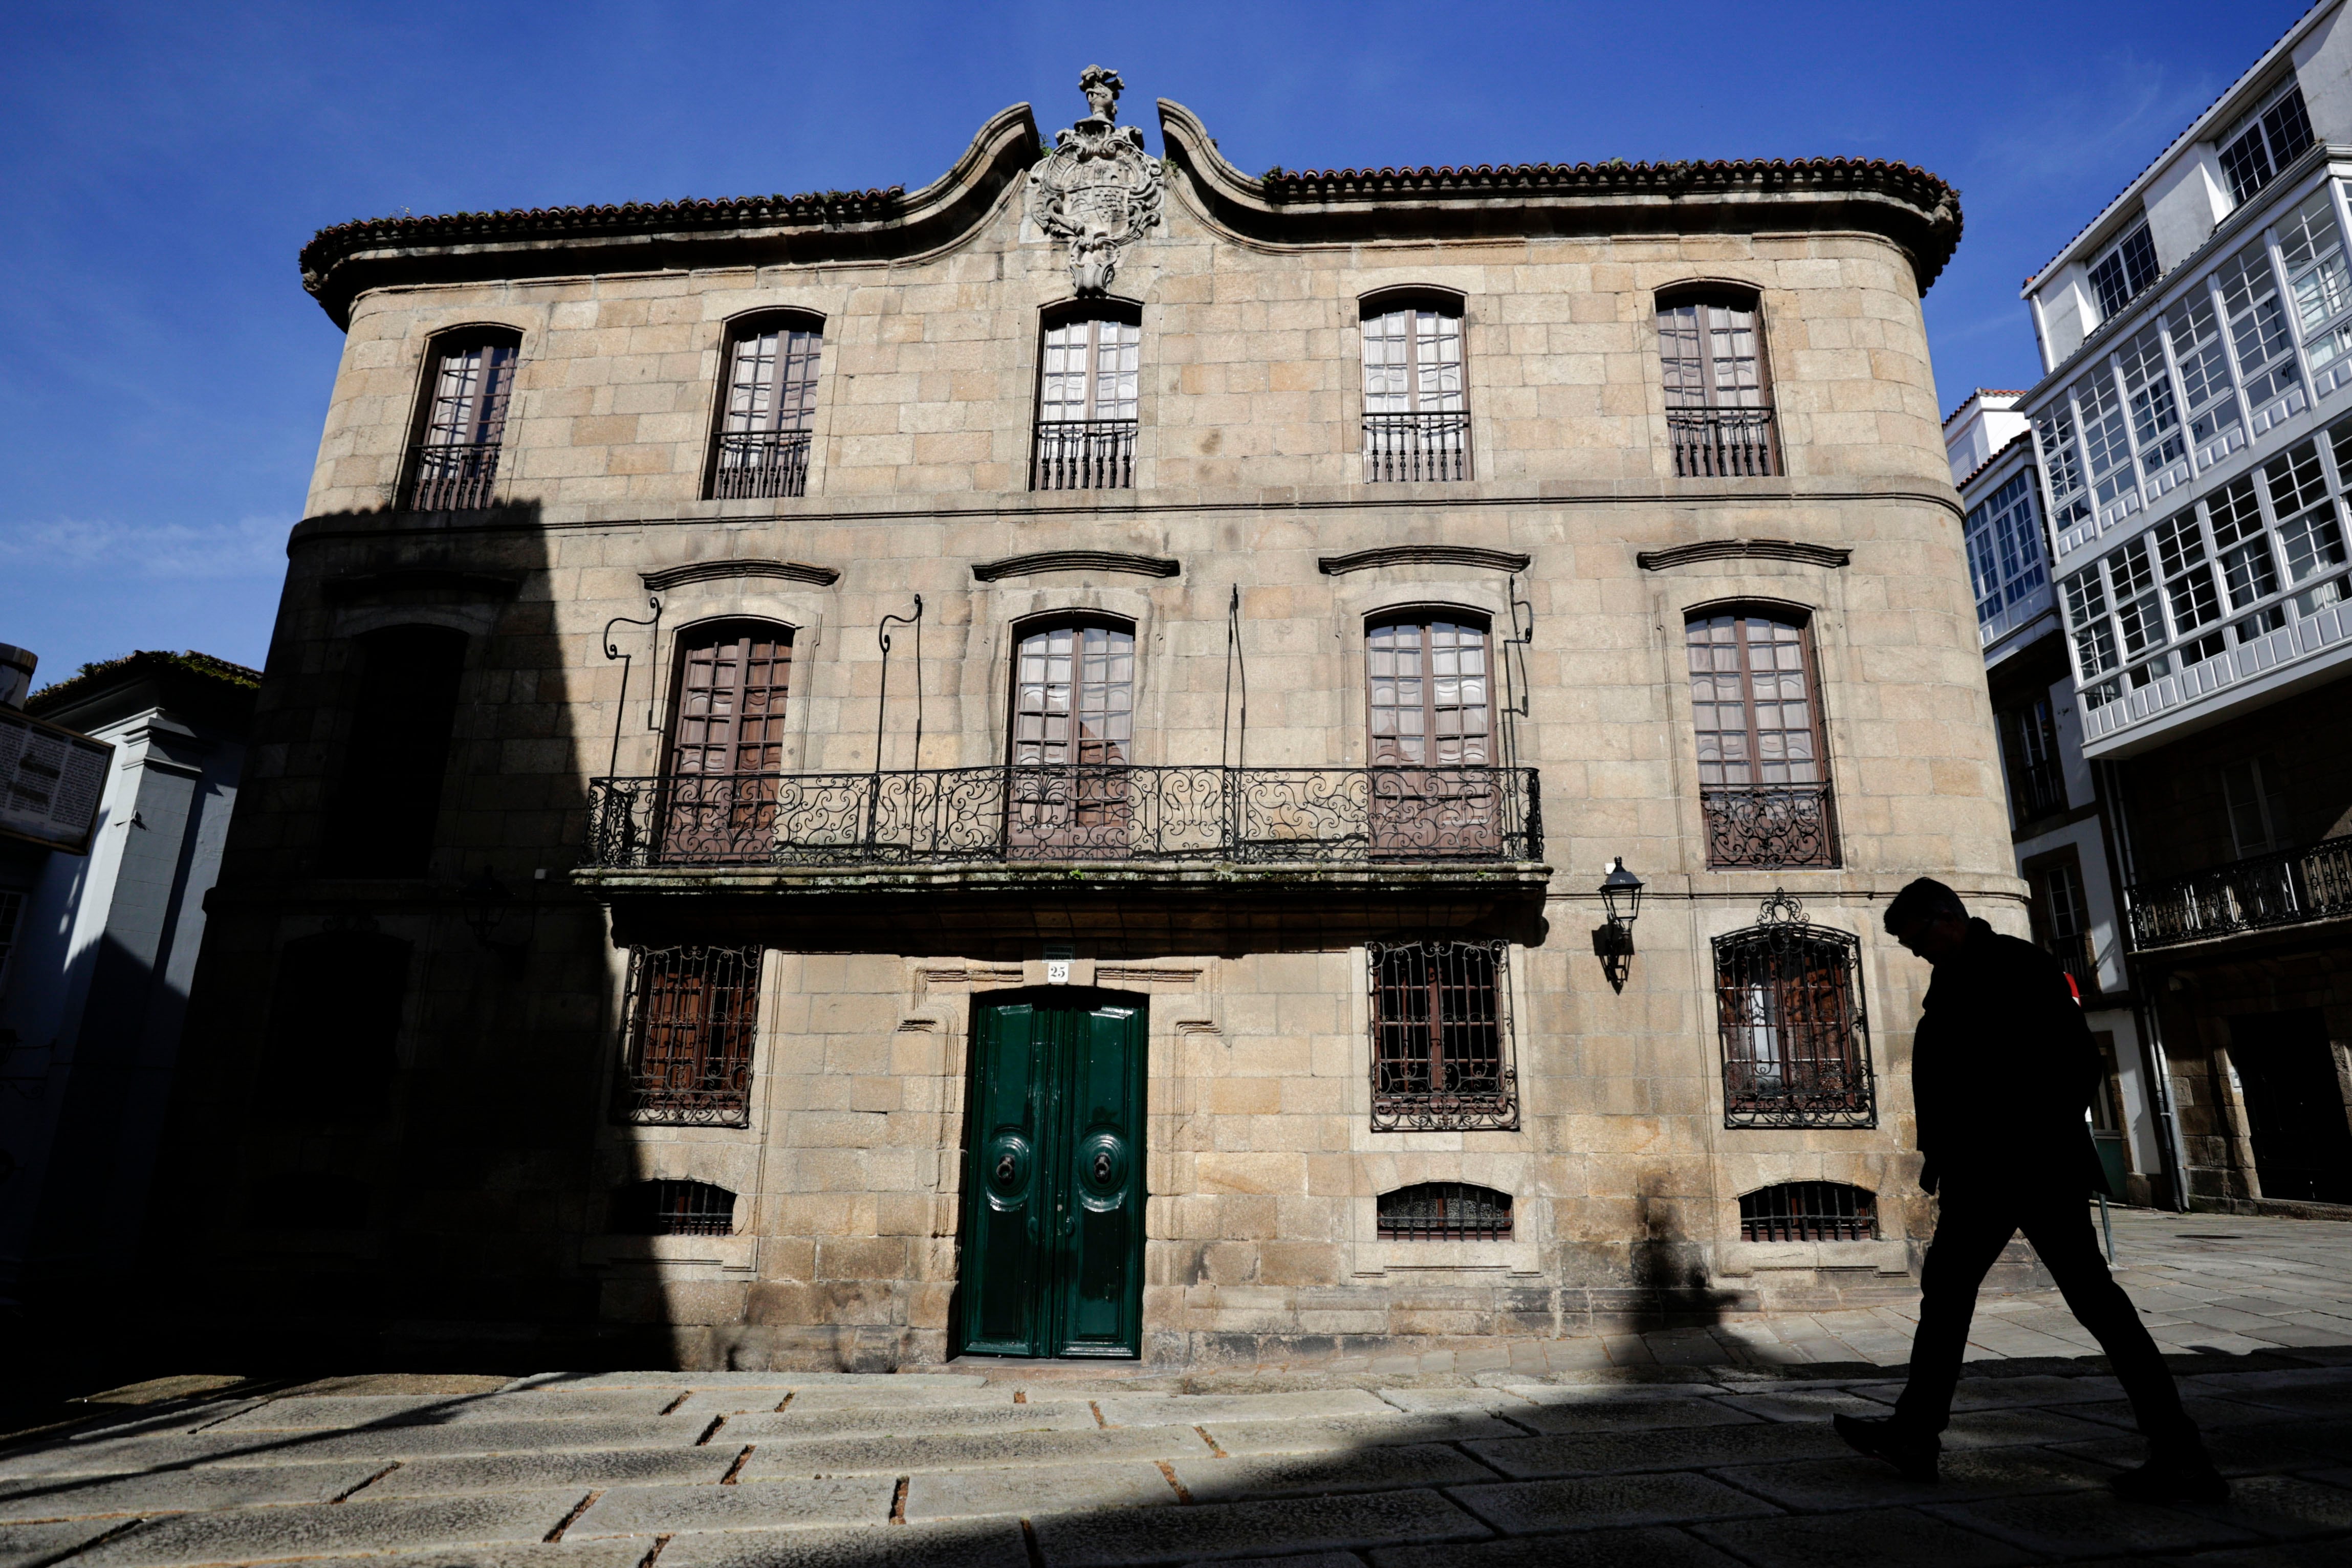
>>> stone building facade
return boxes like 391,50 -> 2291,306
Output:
152,78 -> 2009,1368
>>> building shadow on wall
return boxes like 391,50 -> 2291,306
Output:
104,500 -> 688,1382
1617,1177 -> 1746,1340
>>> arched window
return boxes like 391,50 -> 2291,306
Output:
408,331 -> 520,509
1739,1182 -> 1878,1242
710,314 -> 823,499
1378,1182 -> 1513,1239
322,624 -> 468,877
258,930 -> 411,1120
1657,289 -> 1777,476
618,945 -> 763,1125
1686,608 -> 1837,868
1367,614 -> 1497,855
1361,293 -> 1468,482
1034,308 -> 1139,490
610,1179 -> 737,1236
1714,893 -> 1874,1128
1008,620 -> 1134,855
659,621 -> 792,863
1367,939 -> 1517,1131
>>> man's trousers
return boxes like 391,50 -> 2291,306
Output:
1892,1180 -> 2196,1450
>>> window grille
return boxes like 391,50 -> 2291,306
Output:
1738,1181 -> 1877,1242
1035,315 -> 1138,489
1368,939 -> 1517,1131
2218,84 -> 2314,208
1377,1182 -> 1513,1240
618,945 -> 761,1126
1715,890 -> 1874,1128
611,1179 -> 736,1236
1361,302 -> 1469,482
1657,294 -> 1777,476
409,338 -> 518,510
711,319 -> 822,499
251,1173 -> 371,1232
1686,611 -> 1837,868
2089,226 -> 2160,320
322,625 -> 468,877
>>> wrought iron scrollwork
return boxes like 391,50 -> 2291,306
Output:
1713,889 -> 1874,1128
1701,784 -> 1839,869
585,765 -> 1541,869
1367,939 -> 1519,1133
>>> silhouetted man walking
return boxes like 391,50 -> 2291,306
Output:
1834,878 -> 2225,1502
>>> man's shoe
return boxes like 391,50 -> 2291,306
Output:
1833,1413 -> 1940,1484
2109,1453 -> 2229,1505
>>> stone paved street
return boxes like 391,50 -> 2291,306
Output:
5,1212 -> 2350,1567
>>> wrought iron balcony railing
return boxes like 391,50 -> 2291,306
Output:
409,441 -> 503,510
1362,411 -> 1470,483
1667,406 -> 1779,477
2126,833 -> 2352,950
711,429 -> 813,499
584,765 -> 1541,870
1701,783 -> 1839,869
1032,419 -> 1136,490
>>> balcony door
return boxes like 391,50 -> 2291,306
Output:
1009,621 -> 1133,858
1658,292 -> 1777,476
661,621 -> 792,862
959,992 -> 1146,1358
1367,616 -> 1496,856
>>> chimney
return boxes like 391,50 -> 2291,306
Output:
0,644 -> 34,710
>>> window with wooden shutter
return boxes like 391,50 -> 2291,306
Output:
1008,621 -> 1134,855
1034,313 -> 1139,489
1368,939 -> 1517,1131
1687,609 -> 1837,867
659,622 -> 792,861
617,945 -> 762,1126
1361,297 -> 1468,481
408,335 -> 519,509
711,315 -> 823,498
1366,616 -> 1497,855
1657,292 -> 1778,475
1714,892 -> 1874,1128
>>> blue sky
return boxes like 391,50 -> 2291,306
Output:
0,0 -> 2314,683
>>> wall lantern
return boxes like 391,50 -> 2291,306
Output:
1592,857 -> 1644,993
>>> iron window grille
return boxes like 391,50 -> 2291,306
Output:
1715,889 -> 1875,1128
408,339 -> 517,510
1361,302 -> 1469,482
1687,610 -> 1839,868
1738,1181 -> 1878,1242
1368,939 -> 1517,1132
710,318 -> 822,499
1377,1182 -> 1513,1240
617,945 -> 762,1126
1658,294 -> 1778,476
610,1179 -> 737,1236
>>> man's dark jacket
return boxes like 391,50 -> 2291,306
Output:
1911,918 -> 2110,1195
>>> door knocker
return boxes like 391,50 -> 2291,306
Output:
995,1152 -> 1017,1184
1093,1150 -> 1114,1184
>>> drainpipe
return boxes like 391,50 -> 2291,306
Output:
2099,757 -> 2191,1211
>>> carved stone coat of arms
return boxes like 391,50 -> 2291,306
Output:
1027,66 -> 1163,296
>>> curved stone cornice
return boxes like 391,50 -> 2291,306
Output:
1635,538 -> 1853,571
298,104 -> 1044,328
1317,546 -> 1532,576
640,559 -> 841,592
1158,100 -> 1963,294
971,550 -> 1181,582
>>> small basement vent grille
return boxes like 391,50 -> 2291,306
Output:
1376,1181 -> 1513,1240
611,1179 -> 737,1236
1738,1181 -> 1878,1242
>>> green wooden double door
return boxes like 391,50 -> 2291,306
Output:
958,993 -> 1146,1358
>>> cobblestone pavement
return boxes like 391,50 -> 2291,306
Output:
4,1212 -> 2349,1567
